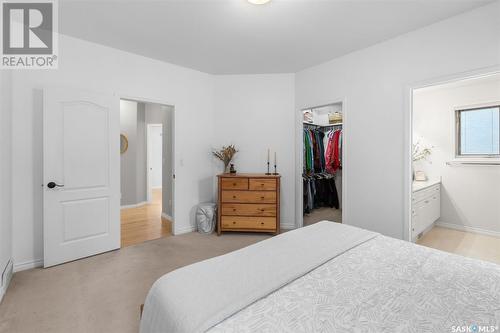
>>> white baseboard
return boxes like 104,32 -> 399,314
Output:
161,212 -> 173,221
175,223 -> 294,235
13,259 -> 43,273
174,225 -> 196,235
281,223 -> 296,230
436,221 -> 500,238
121,201 -> 148,209
0,259 -> 13,304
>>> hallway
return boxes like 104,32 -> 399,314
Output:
120,189 -> 171,247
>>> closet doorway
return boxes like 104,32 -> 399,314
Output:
119,99 -> 175,247
302,102 -> 344,226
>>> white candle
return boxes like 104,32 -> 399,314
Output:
267,149 -> 270,163
274,152 -> 277,165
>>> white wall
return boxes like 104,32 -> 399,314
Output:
11,34 -> 215,269
120,100 -> 174,214
213,74 -> 296,228
136,103 -> 148,204
9,1 -> 500,270
0,70 -> 13,301
145,103 -> 174,217
149,125 -> 163,188
120,100 -> 140,206
295,2 -> 500,239
413,75 -> 500,234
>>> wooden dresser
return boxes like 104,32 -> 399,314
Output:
217,173 -> 280,235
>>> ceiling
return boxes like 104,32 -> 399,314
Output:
59,0 -> 493,74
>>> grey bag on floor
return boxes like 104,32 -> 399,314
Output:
196,203 -> 217,234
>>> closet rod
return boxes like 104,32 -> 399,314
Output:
303,122 -> 343,128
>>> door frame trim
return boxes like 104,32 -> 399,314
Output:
403,65 -> 500,242
119,94 -> 176,235
295,98 -> 347,229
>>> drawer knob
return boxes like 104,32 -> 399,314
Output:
233,196 -> 236,199
233,208 -> 236,211
260,209 -> 265,212
233,183 -> 237,186
261,222 -> 264,225
232,221 -> 236,224
260,196 -> 265,199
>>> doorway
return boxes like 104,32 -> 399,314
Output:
301,102 -> 344,227
408,72 -> 500,264
119,99 -> 174,247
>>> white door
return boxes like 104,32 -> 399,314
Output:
43,88 -> 120,267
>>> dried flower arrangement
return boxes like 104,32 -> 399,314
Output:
412,141 -> 433,162
213,145 -> 238,173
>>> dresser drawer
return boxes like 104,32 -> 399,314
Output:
221,204 -> 276,217
221,178 -> 249,190
222,191 -> 276,203
249,179 -> 276,191
221,216 -> 276,230
413,184 -> 440,203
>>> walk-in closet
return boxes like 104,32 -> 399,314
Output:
303,103 -> 343,226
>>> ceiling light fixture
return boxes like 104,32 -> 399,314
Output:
248,0 -> 271,5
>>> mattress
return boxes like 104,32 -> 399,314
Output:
140,222 -> 500,333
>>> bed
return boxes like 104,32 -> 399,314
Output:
140,222 -> 500,333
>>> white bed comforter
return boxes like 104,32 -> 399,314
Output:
140,222 -> 377,333
211,234 -> 500,332
140,222 -> 500,333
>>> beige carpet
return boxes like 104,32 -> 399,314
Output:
0,232 -> 269,333
304,207 -> 342,226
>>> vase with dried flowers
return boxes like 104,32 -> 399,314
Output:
212,145 -> 238,173
412,140 -> 433,180
412,141 -> 433,163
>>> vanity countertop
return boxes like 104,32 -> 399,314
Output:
412,179 -> 441,192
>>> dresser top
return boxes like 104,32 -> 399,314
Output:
217,173 -> 281,178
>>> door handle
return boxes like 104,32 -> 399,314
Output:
47,182 -> 64,189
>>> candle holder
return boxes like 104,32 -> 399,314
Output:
265,162 -> 271,175
273,164 -> 278,175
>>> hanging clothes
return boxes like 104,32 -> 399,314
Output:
303,173 -> 339,213
303,125 -> 343,216
303,128 -> 328,174
325,129 -> 342,174
303,129 -> 314,173
313,130 -> 326,173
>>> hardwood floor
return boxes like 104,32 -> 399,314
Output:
121,188 -> 171,247
417,226 -> 500,264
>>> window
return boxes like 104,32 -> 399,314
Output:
456,106 -> 500,157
